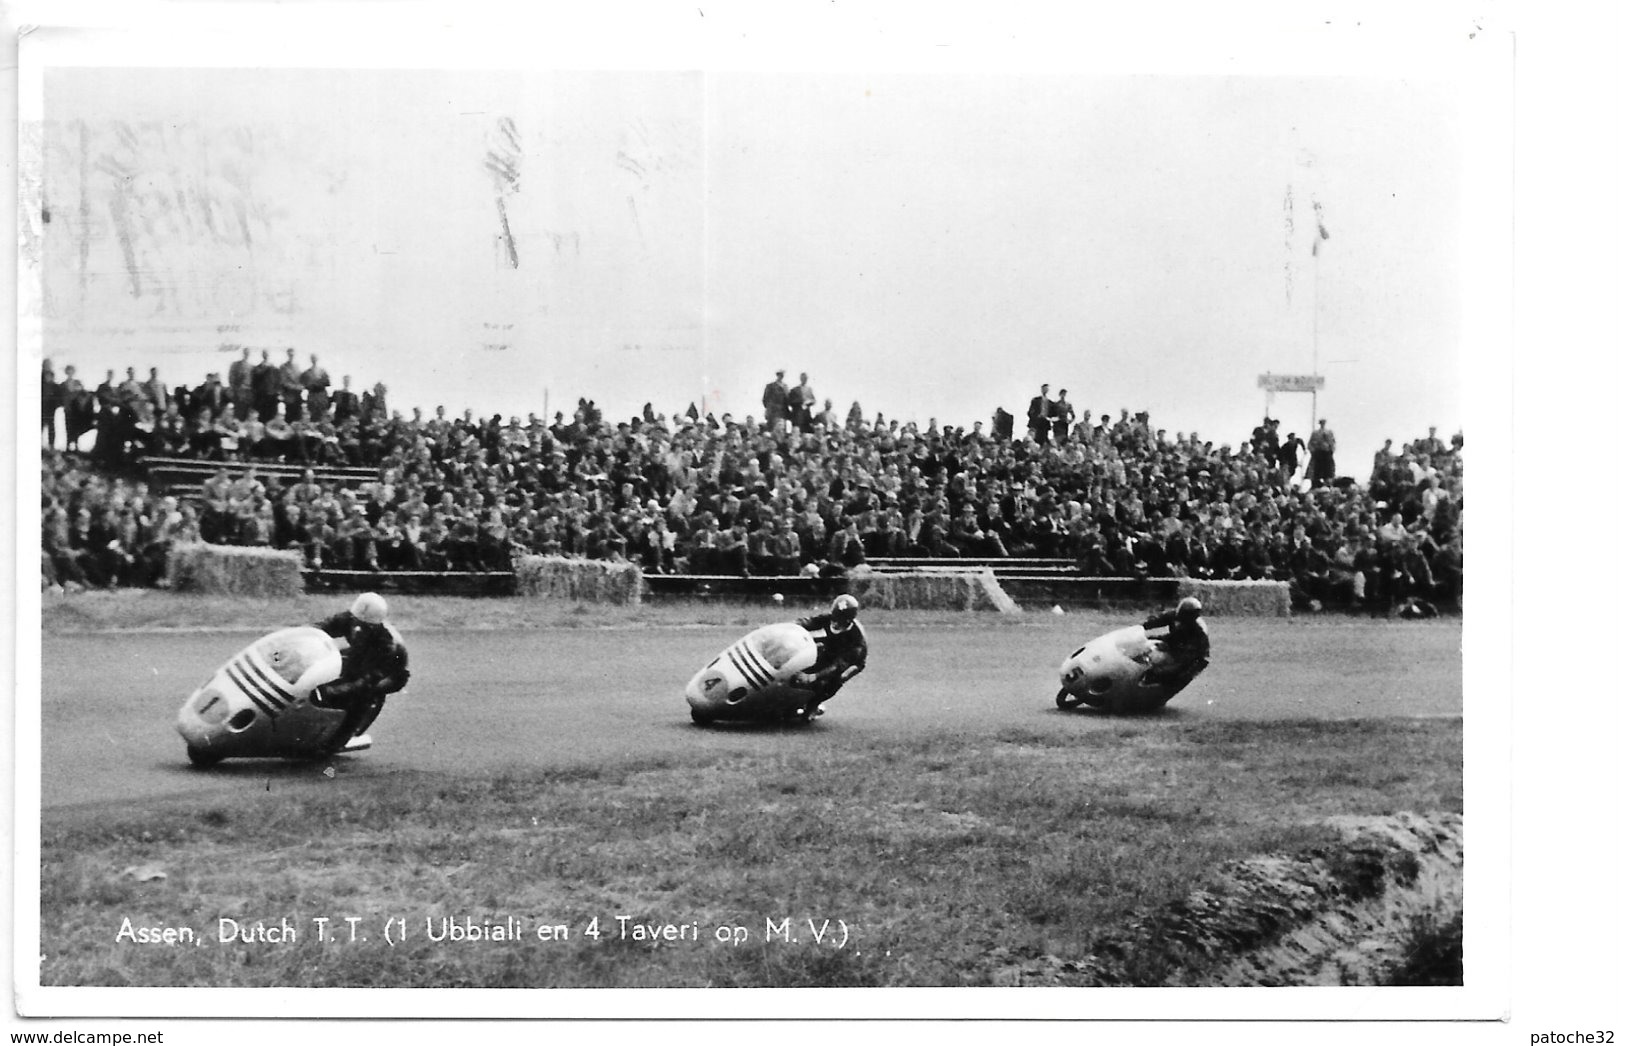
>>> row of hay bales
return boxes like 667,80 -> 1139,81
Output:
162,546 -> 646,605
164,543 -> 1288,615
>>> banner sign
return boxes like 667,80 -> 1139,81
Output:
1257,373 -> 1325,392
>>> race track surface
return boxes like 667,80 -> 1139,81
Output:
37,617 -> 1462,812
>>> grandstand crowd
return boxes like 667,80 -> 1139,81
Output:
41,355 -> 1464,613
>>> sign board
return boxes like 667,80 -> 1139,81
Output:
1257,373 -> 1325,392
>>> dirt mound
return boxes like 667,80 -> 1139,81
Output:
989,811 -> 1464,987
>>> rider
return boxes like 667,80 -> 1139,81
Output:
313,592 -> 410,748
792,594 -> 868,719
1139,596 -> 1210,685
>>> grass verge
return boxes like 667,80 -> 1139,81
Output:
37,590 -> 1051,634
40,717 -> 1461,988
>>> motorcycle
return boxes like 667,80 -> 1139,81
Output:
176,626 -> 379,767
1055,624 -> 1208,714
685,621 -> 824,725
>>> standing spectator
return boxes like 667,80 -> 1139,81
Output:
117,367 -> 145,406
62,365 -> 96,452
93,368 -> 120,445
786,373 -> 815,433
1417,425 -> 1447,459
142,367 -> 170,414
762,369 -> 789,431
991,406 -> 1015,441
42,358 -> 62,449
1279,430 -> 1305,486
301,354 -> 332,420
1027,384 -> 1053,444
227,347 -> 254,417
1256,417 -> 1281,467
278,348 -> 304,420
362,382 -> 389,421
1307,419 -> 1337,487
332,375 -> 361,424
1049,388 -> 1075,442
250,350 -> 281,421
1370,438 -> 1395,483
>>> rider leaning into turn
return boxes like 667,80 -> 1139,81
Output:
793,594 -> 868,719
1139,596 -> 1210,685
314,592 -> 410,747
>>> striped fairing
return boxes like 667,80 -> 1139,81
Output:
221,645 -> 298,719
723,639 -> 777,690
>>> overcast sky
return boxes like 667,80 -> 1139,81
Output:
24,26 -> 1470,466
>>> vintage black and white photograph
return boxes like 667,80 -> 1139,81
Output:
12,3 -> 1543,1031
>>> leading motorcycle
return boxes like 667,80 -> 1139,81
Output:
176,626 -> 379,766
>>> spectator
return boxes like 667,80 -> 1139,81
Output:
62,365 -> 96,452
301,354 -> 332,421
1308,419 -> 1337,487
250,350 -> 281,421
40,354 -> 1463,620
762,369 -> 789,431
193,372 -> 229,425
42,358 -> 61,449
143,367 -> 170,415
332,375 -> 361,424
227,347 -> 254,417
1027,383 -> 1053,444
279,348 -> 304,420
786,373 -> 815,433
1049,389 -> 1075,442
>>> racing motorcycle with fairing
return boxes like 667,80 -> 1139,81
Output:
684,621 -> 826,725
1055,623 -> 1208,714
176,626 -> 380,766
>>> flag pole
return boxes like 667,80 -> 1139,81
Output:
1312,244 -> 1319,431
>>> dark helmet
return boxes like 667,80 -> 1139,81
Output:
829,594 -> 860,633
1176,596 -> 1202,621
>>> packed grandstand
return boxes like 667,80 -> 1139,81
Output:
39,356 -> 1463,614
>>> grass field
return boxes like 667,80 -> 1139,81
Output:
40,720 -> 1460,988
33,593 -> 1465,991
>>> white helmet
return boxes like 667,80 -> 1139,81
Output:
829,594 -> 860,632
1176,596 -> 1202,621
350,592 -> 388,625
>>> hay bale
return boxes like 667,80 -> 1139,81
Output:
165,542 -> 304,597
1176,579 -> 1291,617
514,555 -> 644,605
974,570 -> 1022,614
849,570 -> 1019,612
